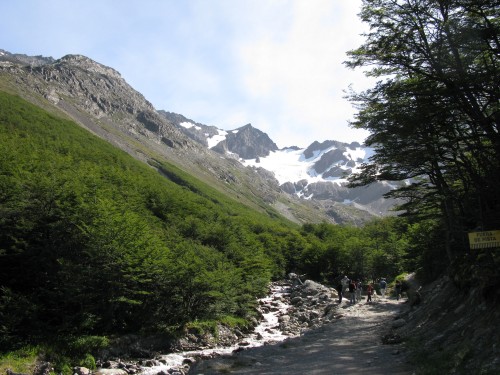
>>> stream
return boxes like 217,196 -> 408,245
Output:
140,283 -> 295,374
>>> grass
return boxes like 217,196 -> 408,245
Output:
218,316 -> 251,329
0,346 -> 40,375
185,315 -> 251,337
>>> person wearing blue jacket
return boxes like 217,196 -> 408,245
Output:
379,278 -> 387,298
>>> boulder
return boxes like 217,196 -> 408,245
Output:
299,280 -> 332,297
73,367 -> 90,375
291,296 -> 303,305
392,318 -> 407,328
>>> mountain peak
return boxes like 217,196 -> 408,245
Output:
56,54 -> 122,80
164,115 -> 279,159
59,54 -> 92,62
217,123 -> 278,159
238,123 -> 254,130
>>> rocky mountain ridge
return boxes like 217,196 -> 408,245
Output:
0,49 -> 392,224
161,111 -> 398,216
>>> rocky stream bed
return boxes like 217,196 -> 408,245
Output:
67,277 -> 418,375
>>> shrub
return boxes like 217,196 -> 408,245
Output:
79,354 -> 96,370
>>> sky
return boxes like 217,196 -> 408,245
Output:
0,0 -> 375,148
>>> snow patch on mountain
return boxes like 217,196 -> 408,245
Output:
207,128 -> 228,148
242,144 -> 374,187
243,148 -> 318,185
179,121 -> 201,131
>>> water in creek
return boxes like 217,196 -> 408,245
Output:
140,283 -> 295,374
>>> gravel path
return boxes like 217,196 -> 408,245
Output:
188,298 -> 415,375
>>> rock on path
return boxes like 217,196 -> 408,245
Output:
188,298 -> 415,374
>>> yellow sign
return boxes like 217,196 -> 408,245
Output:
468,230 -> 500,249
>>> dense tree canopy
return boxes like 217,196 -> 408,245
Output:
346,0 -> 500,262
0,91 -> 283,348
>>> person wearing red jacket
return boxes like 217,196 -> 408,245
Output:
366,283 -> 374,303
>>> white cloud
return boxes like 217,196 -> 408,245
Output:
235,0 -> 373,146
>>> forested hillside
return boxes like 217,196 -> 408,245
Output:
0,91 -> 412,372
0,90 -> 287,341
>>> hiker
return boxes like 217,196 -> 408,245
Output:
340,276 -> 349,292
356,279 -> 362,302
335,281 -> 343,303
366,283 -> 374,303
341,275 -> 349,294
400,279 -> 410,297
336,276 -> 349,303
410,286 -> 422,307
395,280 -> 402,301
379,278 -> 387,298
348,279 -> 357,303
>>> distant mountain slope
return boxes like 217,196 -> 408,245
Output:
0,49 -> 390,224
159,110 -> 219,147
162,112 -> 398,217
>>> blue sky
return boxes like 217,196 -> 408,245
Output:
1,0 -> 374,148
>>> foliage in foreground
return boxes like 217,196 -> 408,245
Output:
0,346 -> 39,375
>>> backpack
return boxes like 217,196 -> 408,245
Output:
380,280 -> 387,288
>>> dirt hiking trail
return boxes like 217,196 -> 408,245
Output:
189,298 -> 414,375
